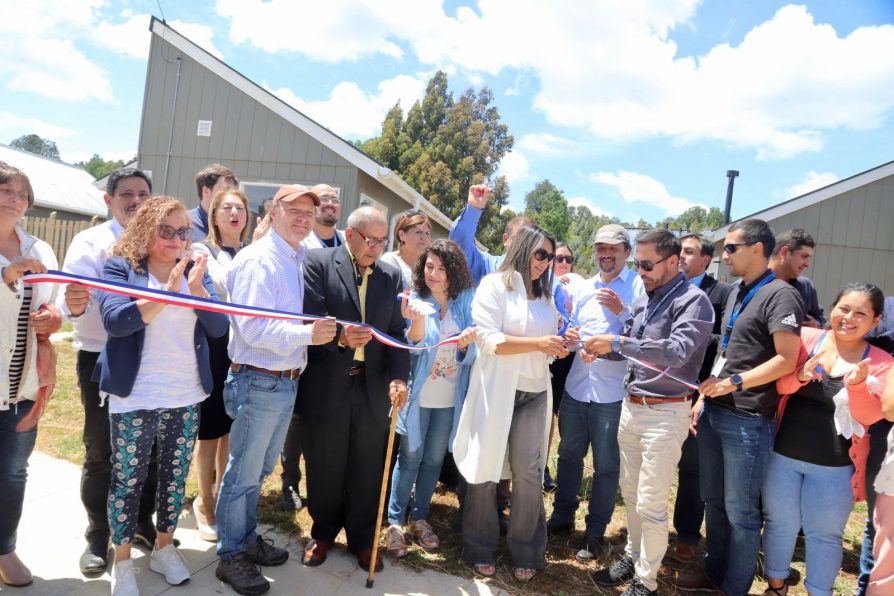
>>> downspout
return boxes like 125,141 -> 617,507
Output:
162,57 -> 182,194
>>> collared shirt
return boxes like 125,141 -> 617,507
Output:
226,228 -> 314,370
689,272 -> 706,287
564,267 -> 645,403
57,218 -> 125,353
345,242 -> 373,361
188,206 -> 209,243
620,272 -> 715,397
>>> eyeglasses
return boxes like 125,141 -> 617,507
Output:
533,249 -> 555,263
555,256 -> 574,265
633,255 -> 670,272
354,228 -> 389,249
723,242 -> 757,254
0,187 -> 27,203
157,224 -> 192,241
319,195 -> 340,205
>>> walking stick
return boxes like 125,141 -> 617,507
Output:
366,404 -> 400,588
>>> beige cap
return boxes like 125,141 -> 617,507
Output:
593,224 -> 630,245
274,184 -> 320,206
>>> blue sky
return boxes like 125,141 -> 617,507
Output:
2,0 -> 893,225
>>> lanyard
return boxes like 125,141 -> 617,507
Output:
720,272 -> 776,351
635,276 -> 687,339
810,332 -> 872,377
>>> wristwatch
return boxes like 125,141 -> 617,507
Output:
730,373 -> 744,391
611,334 -> 622,354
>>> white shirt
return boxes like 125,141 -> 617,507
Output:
419,309 -> 461,408
190,242 -> 236,300
517,297 -> 557,393
107,276 -> 207,414
876,427 -> 894,496
57,219 -> 123,353
379,251 -> 413,290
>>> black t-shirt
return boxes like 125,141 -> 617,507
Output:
714,269 -> 804,417
774,375 -> 853,467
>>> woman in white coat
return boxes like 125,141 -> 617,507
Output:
453,224 -> 568,582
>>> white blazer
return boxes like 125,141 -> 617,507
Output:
300,229 -> 345,251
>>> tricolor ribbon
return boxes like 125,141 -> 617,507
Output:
620,354 -> 699,392
23,270 -> 461,352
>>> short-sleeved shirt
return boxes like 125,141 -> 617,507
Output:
713,269 -> 804,417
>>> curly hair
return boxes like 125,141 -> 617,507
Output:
411,239 -> 472,300
111,195 -> 188,272
206,189 -> 250,249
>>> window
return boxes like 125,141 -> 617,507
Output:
240,181 -> 341,219
359,193 -> 387,219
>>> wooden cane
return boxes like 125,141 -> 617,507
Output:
366,404 -> 400,588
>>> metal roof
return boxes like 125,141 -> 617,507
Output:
0,143 -> 108,218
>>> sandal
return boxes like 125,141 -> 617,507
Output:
764,583 -> 789,596
474,563 -> 496,577
514,567 -> 539,582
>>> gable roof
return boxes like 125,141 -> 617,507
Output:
0,143 -> 107,218
148,17 -> 452,230
711,158 -> 894,240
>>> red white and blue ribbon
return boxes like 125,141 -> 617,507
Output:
23,270 -> 461,352
620,354 -> 699,392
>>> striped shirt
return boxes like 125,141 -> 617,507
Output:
7,284 -> 33,402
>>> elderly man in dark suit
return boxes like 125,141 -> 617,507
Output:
298,206 -> 410,573
669,233 -> 732,562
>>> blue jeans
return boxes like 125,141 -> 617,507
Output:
698,401 -> 773,596
388,406 -> 454,525
552,394 -> 621,538
216,370 -> 298,559
762,452 -> 854,596
0,401 -> 37,555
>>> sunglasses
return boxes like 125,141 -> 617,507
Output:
157,224 -> 192,241
633,255 -> 670,272
555,255 -> 574,265
723,241 -> 757,254
533,249 -> 555,263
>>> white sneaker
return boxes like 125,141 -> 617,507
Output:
196,519 -> 218,542
111,559 -> 140,596
149,544 -> 190,585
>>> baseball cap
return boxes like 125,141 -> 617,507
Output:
593,224 -> 630,245
274,184 -> 320,206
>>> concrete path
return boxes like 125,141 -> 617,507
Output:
12,451 -> 506,595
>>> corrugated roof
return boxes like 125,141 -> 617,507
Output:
0,143 -> 108,218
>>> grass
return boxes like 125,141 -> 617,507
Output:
37,340 -> 864,595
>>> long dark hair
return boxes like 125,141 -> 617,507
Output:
412,239 -> 472,300
497,224 -> 555,301
831,281 -> 885,318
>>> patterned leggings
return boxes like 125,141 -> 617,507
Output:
107,405 -> 200,546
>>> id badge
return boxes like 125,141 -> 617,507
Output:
711,356 -> 727,378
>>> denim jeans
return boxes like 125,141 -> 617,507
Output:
388,406 -> 454,525
0,400 -> 37,555
552,394 -> 621,538
859,420 -> 891,595
698,401 -> 774,596
216,369 -> 298,559
762,452 -> 854,596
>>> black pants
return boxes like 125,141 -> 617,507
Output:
280,409 -> 303,488
301,375 -> 387,551
78,350 -> 158,540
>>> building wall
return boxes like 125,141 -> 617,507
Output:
714,172 -> 894,307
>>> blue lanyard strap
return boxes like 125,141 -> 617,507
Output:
721,272 -> 776,351
635,277 -> 687,339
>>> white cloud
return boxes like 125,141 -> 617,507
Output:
169,20 -> 224,59
266,74 -> 427,139
568,196 -> 611,217
216,2 -> 894,160
498,151 -> 530,183
92,15 -> 222,60
785,170 -> 839,198
589,170 -> 702,216
517,133 -> 574,157
0,112 -> 76,141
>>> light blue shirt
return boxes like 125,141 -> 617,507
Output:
226,228 -> 314,370
689,272 -> 706,287
448,205 -> 504,285
564,267 -> 646,404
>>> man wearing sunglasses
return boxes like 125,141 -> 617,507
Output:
677,219 -> 803,595
584,229 -> 714,596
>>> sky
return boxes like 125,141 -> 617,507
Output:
2,0 -> 894,224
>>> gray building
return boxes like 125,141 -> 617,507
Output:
710,159 -> 894,306
138,17 -> 452,238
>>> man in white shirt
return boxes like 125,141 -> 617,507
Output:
58,168 -> 155,575
300,184 -> 345,250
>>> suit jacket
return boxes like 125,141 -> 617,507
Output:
92,256 -> 229,397
296,246 -> 410,427
697,274 -> 733,383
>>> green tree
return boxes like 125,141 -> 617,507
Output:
75,154 -> 128,179
10,134 -> 59,160
523,179 -> 572,241
360,71 -> 514,253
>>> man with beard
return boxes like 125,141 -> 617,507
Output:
546,224 -> 645,561
301,184 -> 345,249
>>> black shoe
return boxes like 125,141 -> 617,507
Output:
279,484 -> 303,511
621,577 -> 657,596
79,535 -> 110,574
543,467 -> 557,493
216,553 -> 270,595
546,517 -> 574,536
134,523 -> 180,548
591,554 -> 635,587
574,534 -> 606,563
245,536 -> 289,566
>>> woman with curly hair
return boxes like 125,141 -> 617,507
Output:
380,209 -> 432,287
385,239 -> 478,557
94,196 -> 228,595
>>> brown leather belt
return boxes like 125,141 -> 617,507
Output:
628,394 -> 691,406
230,363 -> 301,380
347,362 -> 366,376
